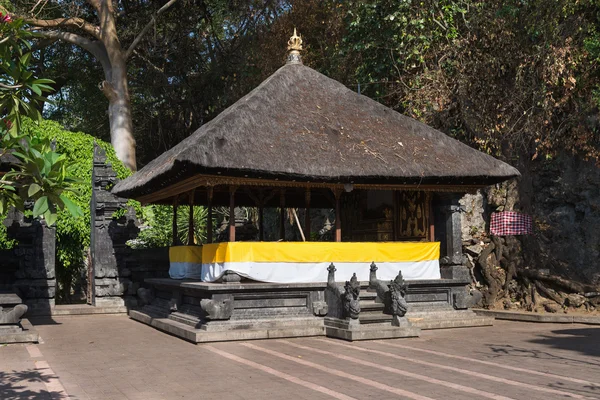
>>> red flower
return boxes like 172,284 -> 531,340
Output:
0,12 -> 12,23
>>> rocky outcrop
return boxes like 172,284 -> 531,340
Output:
459,153 -> 600,311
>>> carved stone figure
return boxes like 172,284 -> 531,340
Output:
369,262 -> 409,317
325,263 -> 361,320
388,271 -> 409,317
0,304 -> 28,325
200,297 -> 233,320
343,273 -> 361,319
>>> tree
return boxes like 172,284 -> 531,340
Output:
14,0 -> 179,171
1,13 -> 82,225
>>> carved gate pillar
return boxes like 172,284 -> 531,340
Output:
90,144 -> 139,307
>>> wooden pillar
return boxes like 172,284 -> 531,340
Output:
428,192 -> 435,241
172,196 -> 179,246
207,186 -> 213,244
187,190 -> 195,245
304,188 -> 311,241
333,189 -> 342,242
279,189 -> 285,241
229,186 -> 237,242
393,190 -> 399,241
259,204 -> 264,241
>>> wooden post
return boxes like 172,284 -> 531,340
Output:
279,189 -> 285,241
229,186 -> 237,242
187,190 -> 195,245
207,186 -> 213,244
304,188 -> 311,241
393,190 -> 398,241
333,188 -> 342,242
172,196 -> 179,246
428,192 -> 435,241
259,204 -> 264,241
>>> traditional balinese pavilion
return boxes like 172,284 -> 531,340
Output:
112,31 -> 519,342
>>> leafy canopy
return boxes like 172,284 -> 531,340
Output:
1,15 -> 82,224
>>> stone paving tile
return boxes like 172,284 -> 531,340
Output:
296,337 -> 582,400
216,340 -> 469,400
1,315 -> 598,400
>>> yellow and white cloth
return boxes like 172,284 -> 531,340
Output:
170,242 -> 441,283
169,246 -> 204,279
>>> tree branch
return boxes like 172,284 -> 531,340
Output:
36,31 -> 107,65
0,83 -> 24,89
21,16 -> 101,39
124,0 -> 178,60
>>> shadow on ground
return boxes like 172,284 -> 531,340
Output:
485,327 -> 600,367
529,327 -> 600,358
28,317 -> 62,326
0,370 -> 62,400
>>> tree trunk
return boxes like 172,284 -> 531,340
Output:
100,59 -> 137,171
98,0 -> 137,171
21,0 -> 180,171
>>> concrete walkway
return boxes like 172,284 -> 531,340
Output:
1,315 -> 599,399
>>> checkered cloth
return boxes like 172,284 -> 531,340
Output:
490,211 -> 533,236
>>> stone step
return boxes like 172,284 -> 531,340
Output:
360,292 -> 378,300
408,301 -> 454,311
359,301 -> 384,311
359,313 -> 393,324
407,309 -> 478,319
410,316 -> 494,330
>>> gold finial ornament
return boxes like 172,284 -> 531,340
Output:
286,28 -> 303,64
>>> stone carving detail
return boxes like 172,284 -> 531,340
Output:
325,263 -> 360,319
91,144 -> 139,306
369,262 -> 408,317
200,297 -> 233,320
220,271 -> 242,283
343,274 -> 361,319
389,272 -> 409,317
0,304 -> 27,324
311,301 -> 328,316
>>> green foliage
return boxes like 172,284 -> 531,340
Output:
131,205 -> 211,249
130,205 -> 173,249
342,0 -> 468,96
19,118 -> 130,275
1,15 -> 83,225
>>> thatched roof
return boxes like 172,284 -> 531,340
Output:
112,62 -> 519,201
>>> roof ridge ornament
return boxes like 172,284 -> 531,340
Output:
286,28 -> 303,65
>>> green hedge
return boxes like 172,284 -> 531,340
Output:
13,119 -> 131,282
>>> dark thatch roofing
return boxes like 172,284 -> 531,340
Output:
112,63 -> 520,200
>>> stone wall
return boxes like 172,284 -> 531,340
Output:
2,209 -> 56,315
91,144 -> 170,308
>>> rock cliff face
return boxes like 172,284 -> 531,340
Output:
459,153 -> 600,309
462,154 -> 600,283
527,155 -> 600,283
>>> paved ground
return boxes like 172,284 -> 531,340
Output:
1,315 -> 599,400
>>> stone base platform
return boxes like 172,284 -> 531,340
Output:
53,304 -> 128,316
130,309 -> 324,343
408,308 -> 494,330
0,291 -> 39,343
0,319 -> 39,343
130,279 -> 328,344
324,317 -> 420,341
130,277 -> 492,343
